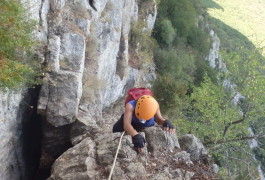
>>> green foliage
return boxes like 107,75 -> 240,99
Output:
194,59 -> 218,86
0,0 -> 40,89
152,0 -> 212,113
184,48 -> 265,144
153,47 -> 195,112
221,48 -> 265,116
214,144 -> 260,179
130,20 -> 157,68
154,0 -> 210,50
187,28 -> 211,55
202,0 -> 265,49
157,0 -> 197,40
185,76 -> 245,144
181,48 -> 265,179
0,58 -> 35,89
251,117 -> 265,172
155,19 -> 176,46
208,17 -> 254,50
253,147 -> 265,172
153,0 -> 265,178
0,0 -> 36,59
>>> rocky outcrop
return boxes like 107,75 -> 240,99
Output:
48,127 -> 215,180
179,134 -> 208,162
36,0 -> 158,167
0,0 -> 218,179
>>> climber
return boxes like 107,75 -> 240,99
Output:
112,90 -> 175,153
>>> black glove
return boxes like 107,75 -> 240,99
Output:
163,120 -> 174,129
132,134 -> 146,148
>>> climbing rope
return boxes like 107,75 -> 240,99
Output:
108,131 -> 125,180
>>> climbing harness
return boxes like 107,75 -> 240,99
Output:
108,131 -> 125,180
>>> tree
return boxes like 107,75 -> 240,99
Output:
180,47 -> 265,178
155,19 -> 176,46
0,0 -> 40,89
184,48 -> 265,145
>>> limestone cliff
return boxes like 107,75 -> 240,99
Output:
0,0 -> 218,179
36,0 -> 158,168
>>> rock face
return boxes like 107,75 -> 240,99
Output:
48,127 -> 215,180
0,88 -> 41,180
36,0 -> 158,167
179,134 -> 208,162
0,0 -> 218,179
0,91 -> 24,180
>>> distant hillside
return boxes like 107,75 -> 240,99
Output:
201,0 -> 265,49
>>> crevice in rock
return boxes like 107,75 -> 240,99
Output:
17,86 -> 42,180
35,120 -> 72,180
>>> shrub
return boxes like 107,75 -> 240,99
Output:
194,58 -> 218,86
129,20 -> 157,68
187,27 -> 211,55
156,0 -> 196,40
152,74 -> 187,112
0,0 -> 36,59
154,19 -> 176,46
0,0 -> 40,89
153,47 -> 195,112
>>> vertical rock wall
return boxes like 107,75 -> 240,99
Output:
0,0 -> 158,179
0,0 -> 47,179
36,0 -> 157,164
0,91 -> 24,180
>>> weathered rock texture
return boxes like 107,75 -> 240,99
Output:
36,0 -> 158,167
0,91 -> 24,180
0,2 -> 51,178
0,88 -> 41,180
0,0 -> 219,179
48,127 -> 215,180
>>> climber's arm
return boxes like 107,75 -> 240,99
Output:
123,103 -> 138,136
154,105 -> 166,125
155,105 -> 175,133
124,103 -> 146,153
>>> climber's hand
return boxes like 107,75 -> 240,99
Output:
163,120 -> 175,134
132,134 -> 146,153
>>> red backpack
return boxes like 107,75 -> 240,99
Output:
125,88 -> 153,106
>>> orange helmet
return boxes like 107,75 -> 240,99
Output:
135,95 -> 158,120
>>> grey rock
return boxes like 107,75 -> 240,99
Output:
38,33 -> 85,127
0,90 -> 24,180
145,1 -> 157,31
144,126 -> 180,154
173,151 -> 192,163
111,165 -> 126,180
75,18 -> 91,36
207,29 -> 224,70
47,35 -> 61,72
171,169 -> 195,180
125,162 -> 146,179
59,33 -> 85,73
49,126 -> 216,180
38,0 -> 50,42
211,163 -> 219,175
45,72 -> 83,127
48,137 -> 97,180
1,0 -> 163,179
37,76 -> 50,116
50,0 -> 67,11
179,134 -> 208,162
41,119 -> 72,157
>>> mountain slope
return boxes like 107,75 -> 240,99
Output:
202,0 -> 265,49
